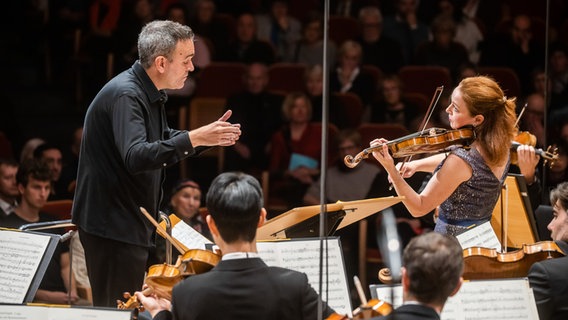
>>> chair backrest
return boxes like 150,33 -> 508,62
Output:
267,63 -> 307,94
360,64 -> 383,91
329,15 -> 360,46
333,92 -> 364,128
478,66 -> 522,99
42,200 -> 74,220
357,123 -> 410,146
194,62 -> 247,98
403,92 -> 431,115
399,65 -> 452,98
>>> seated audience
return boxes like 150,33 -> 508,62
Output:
224,63 -> 284,172
269,92 -> 326,209
0,158 -> 19,218
255,0 -> 301,62
304,64 -> 348,129
0,160 -> 81,304
330,40 -> 376,108
356,6 -> 404,75
137,172 -> 335,319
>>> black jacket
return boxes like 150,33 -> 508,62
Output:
72,61 -> 203,247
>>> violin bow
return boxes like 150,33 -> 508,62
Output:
391,86 -> 444,189
140,207 -> 187,254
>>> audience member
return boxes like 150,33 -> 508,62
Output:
269,92 -> 324,209
0,160 -> 81,305
58,126 -> 83,199
364,74 -> 422,132
291,13 -> 337,67
19,138 -> 46,163
220,12 -> 276,65
374,232 -> 464,320
33,143 -> 68,200
255,0 -> 302,62
382,0 -> 429,64
224,63 -> 284,172
436,0 -> 484,64
153,179 -> 211,264
113,0 -> 156,73
480,14 -> 544,95
188,0 -> 230,60
356,6 -> 404,75
304,64 -> 349,129
136,171 -> 335,319
549,43 -> 568,113
414,15 -> 470,83
303,129 -> 386,288
330,40 -> 375,108
528,181 -> 568,320
0,158 -> 19,218
520,93 -> 546,148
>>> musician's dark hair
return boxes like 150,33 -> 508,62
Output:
206,172 -> 263,243
403,232 -> 463,306
16,159 -> 52,187
550,182 -> 568,212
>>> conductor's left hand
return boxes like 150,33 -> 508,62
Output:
189,110 -> 242,147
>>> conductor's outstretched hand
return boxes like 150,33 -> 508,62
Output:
189,110 -> 242,147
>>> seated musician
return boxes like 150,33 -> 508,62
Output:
0,160 -> 81,304
528,181 -> 568,320
374,232 -> 463,320
137,172 -> 335,319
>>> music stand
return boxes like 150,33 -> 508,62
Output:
257,197 -> 403,240
0,228 -> 60,304
490,174 -> 539,249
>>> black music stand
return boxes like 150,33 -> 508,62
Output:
0,228 -> 59,304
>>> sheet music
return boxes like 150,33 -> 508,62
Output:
372,278 -> 539,320
456,221 -> 502,252
171,220 -> 213,250
0,305 -> 131,320
0,230 -> 51,304
257,238 -> 351,315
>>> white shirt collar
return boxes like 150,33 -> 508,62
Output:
222,252 -> 260,261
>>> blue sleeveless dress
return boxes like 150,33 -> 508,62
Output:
433,146 -> 509,236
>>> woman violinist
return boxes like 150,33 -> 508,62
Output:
371,76 -> 517,236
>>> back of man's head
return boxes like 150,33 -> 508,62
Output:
206,172 -> 263,243
403,232 -> 463,306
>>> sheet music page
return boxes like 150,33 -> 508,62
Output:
171,220 -> 213,250
0,230 -> 51,304
257,238 -> 352,315
455,221 -> 502,252
372,278 -> 539,320
0,305 -> 131,320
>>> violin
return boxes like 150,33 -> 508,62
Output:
117,248 -> 220,310
344,127 -> 475,168
462,240 -> 565,280
511,131 -> 558,167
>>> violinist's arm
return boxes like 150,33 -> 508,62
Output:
395,153 -> 446,179
390,154 -> 471,216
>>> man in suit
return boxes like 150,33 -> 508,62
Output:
528,181 -> 568,320
376,232 -> 463,320
137,172 -> 335,319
